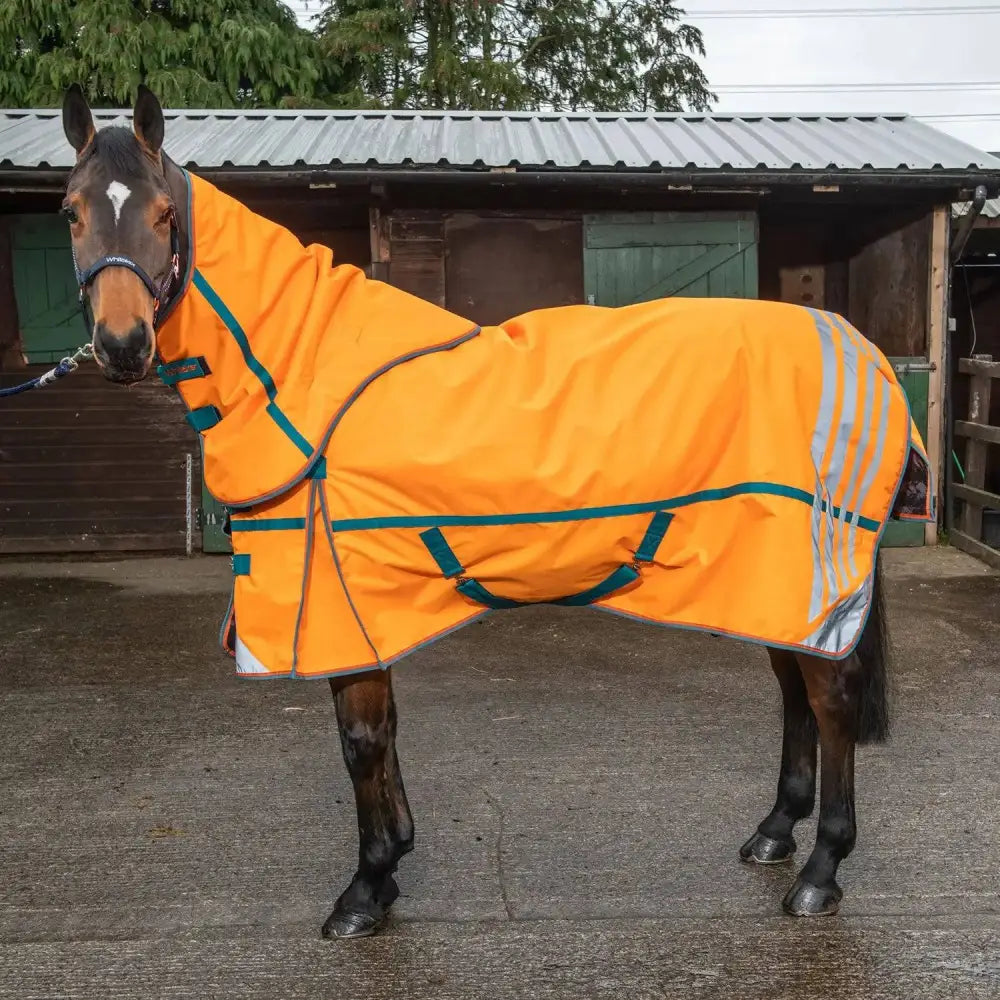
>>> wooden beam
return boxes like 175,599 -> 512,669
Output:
0,217 -> 26,369
950,529 -> 1000,571
925,205 -> 948,544
954,420 -> 1000,444
953,482 -> 1000,510
958,357 -> 1000,377
368,204 -> 391,282
959,359 -> 993,540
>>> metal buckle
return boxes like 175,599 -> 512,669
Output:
58,342 -> 95,372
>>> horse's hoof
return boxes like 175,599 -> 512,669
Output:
739,831 -> 796,865
321,908 -> 383,939
321,874 -> 400,940
782,877 -> 843,916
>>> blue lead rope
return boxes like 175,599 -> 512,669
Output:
0,343 -> 94,399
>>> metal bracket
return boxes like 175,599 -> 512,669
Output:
892,361 -> 937,376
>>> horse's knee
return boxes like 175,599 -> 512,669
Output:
340,718 -> 391,775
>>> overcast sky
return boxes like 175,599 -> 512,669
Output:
284,0 -> 1000,153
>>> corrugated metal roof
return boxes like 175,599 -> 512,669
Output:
1,108 -> 999,174
954,197 -> 1000,218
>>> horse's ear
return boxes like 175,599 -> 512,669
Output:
62,83 -> 95,156
133,83 -> 164,155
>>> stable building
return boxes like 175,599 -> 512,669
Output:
1,109 -> 998,555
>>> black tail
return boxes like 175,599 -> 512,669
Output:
854,551 -> 892,745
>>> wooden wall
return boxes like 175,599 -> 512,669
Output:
384,210 -> 585,323
387,213 -> 447,305
379,202 -> 935,365
847,214 -> 931,357
758,204 -> 933,360
444,214 -> 583,324
0,368 -> 200,553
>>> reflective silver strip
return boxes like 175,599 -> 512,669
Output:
807,308 -> 843,620
802,577 -> 871,655
235,635 -> 271,675
810,477 -> 824,617
850,363 -> 891,558
824,319 -> 859,599
827,313 -> 879,579
822,480 -> 837,606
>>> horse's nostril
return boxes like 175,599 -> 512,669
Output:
91,339 -> 112,367
123,321 -> 151,358
93,319 -> 152,376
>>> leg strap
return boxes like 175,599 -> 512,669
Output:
418,510 -> 673,610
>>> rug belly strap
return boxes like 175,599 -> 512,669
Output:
417,510 -> 672,610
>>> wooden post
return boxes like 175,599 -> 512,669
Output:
960,354 -> 993,540
368,190 -> 390,282
924,206 -> 949,544
0,218 -> 26,370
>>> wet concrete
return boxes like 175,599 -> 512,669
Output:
0,548 -> 998,998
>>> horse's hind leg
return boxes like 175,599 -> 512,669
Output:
782,651 -> 862,916
322,669 -> 415,939
740,648 -> 818,865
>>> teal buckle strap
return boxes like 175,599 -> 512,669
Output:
232,553 -> 251,576
157,356 -> 210,386
419,527 -> 464,578
634,511 -> 673,563
186,405 -> 221,432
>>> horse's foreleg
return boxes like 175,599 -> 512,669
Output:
781,652 -> 860,916
322,670 -> 414,939
741,648 -> 818,865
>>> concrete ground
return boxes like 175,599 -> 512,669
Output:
0,546 -> 998,999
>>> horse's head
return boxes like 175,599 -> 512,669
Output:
61,84 -> 179,384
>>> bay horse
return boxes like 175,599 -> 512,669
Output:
56,83 -> 912,938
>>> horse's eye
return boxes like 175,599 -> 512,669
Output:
157,206 -> 174,226
61,204 -> 79,225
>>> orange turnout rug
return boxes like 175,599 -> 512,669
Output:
153,169 -> 934,679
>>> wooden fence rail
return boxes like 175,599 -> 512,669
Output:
952,353 -> 1000,569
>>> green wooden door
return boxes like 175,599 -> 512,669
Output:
583,211 -> 758,306
882,359 -> 930,547
9,214 -> 83,362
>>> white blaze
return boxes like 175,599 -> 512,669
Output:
106,180 -> 131,225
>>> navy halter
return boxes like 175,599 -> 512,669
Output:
72,213 -> 181,330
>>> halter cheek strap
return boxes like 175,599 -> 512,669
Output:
73,216 -> 181,328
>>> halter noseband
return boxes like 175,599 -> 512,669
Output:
72,212 -> 181,329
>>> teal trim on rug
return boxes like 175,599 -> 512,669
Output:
193,268 -> 314,459
329,482 -> 883,534
265,401 -> 314,460
229,517 -> 306,532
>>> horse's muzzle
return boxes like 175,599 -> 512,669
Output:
93,319 -> 153,384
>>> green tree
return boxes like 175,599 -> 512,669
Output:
316,0 -> 714,112
0,0 -> 334,108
